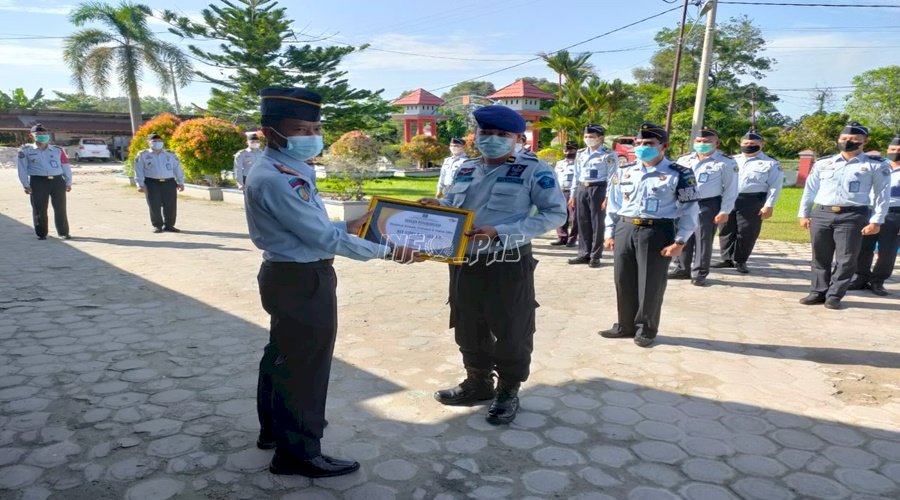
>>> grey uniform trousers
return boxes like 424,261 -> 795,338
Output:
854,208 -> 900,285
719,192 -> 767,264
575,183 -> 607,259
809,206 -> 868,298
612,220 -> 675,339
673,196 -> 721,278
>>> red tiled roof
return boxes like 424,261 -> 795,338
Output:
487,80 -> 555,100
392,89 -> 445,106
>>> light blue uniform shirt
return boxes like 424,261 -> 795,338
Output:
605,158 -> 700,242
554,159 -> 577,191
735,152 -> 783,208
244,148 -> 390,263
437,154 -> 468,196
886,162 -> 900,207
17,144 -> 72,188
798,153 -> 891,224
676,150 -> 739,214
234,148 -> 264,184
133,149 -> 185,187
571,147 -> 617,197
440,152 -> 567,255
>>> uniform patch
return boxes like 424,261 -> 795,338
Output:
457,167 -> 475,177
537,176 -> 556,189
288,177 -> 312,201
884,169 -> 891,177
734,166 -> 739,172
676,169 -> 700,203
496,176 -> 525,184
506,164 -> 527,178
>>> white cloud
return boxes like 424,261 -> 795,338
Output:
0,0 -> 71,15
0,42 -> 64,67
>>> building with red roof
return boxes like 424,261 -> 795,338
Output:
486,80 -> 555,151
391,89 -> 447,143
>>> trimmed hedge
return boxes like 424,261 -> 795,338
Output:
125,113 -> 182,176
169,118 -> 245,185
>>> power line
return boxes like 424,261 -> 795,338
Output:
720,1 -> 900,7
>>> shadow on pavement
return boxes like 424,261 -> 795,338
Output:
70,236 -> 249,252
177,230 -> 250,240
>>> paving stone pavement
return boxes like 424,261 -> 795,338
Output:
0,168 -> 898,500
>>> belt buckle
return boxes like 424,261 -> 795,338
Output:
160,179 -> 166,182
47,176 -> 54,180
831,206 -> 841,213
582,181 -> 590,187
632,218 -> 646,226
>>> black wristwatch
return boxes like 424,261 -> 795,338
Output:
674,239 -> 686,246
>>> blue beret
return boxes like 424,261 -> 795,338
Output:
584,124 -> 605,135
450,137 -> 464,145
841,121 -> 869,136
473,105 -> 526,133
636,122 -> 668,142
742,128 -> 763,141
260,87 -> 322,124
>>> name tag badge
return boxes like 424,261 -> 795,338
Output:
698,172 -> 710,183
890,185 -> 900,197
848,181 -> 860,193
589,169 -> 598,179
49,160 -> 59,168
645,198 -> 660,213
566,174 -> 574,182
166,163 -> 173,171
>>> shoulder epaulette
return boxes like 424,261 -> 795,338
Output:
670,162 -> 691,174
622,161 -> 638,169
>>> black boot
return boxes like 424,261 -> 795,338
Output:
434,368 -> 495,406
486,380 -> 520,425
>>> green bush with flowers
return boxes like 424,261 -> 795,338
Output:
537,147 -> 563,164
125,113 -> 182,176
169,117 -> 246,185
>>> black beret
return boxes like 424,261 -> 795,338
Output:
473,105 -> 526,133
147,132 -> 162,141
699,127 -> 719,138
742,128 -> 763,141
564,140 -> 579,150
449,137 -> 464,145
584,124 -> 605,135
260,87 -> 322,124
841,121 -> 869,136
246,132 -> 260,140
30,124 -> 47,133
636,122 -> 668,142
890,132 -> 900,146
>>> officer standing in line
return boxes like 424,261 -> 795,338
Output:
134,133 -> 185,233
234,132 -> 264,190
600,123 -> 699,347
551,140 -> 579,246
246,87 -> 419,478
798,121 -> 890,309
713,128 -> 783,273
568,124 -> 617,268
436,137 -> 468,198
17,124 -> 73,240
849,132 -> 900,296
669,127 -> 738,286
420,105 -> 566,425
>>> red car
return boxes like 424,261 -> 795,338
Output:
611,136 -> 636,165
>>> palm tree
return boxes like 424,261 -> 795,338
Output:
539,50 -> 594,101
64,1 -> 192,133
603,79 -> 629,126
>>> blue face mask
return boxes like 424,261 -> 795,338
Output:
693,143 -> 714,154
272,128 -> 323,161
476,135 -> 515,159
34,134 -> 50,143
634,145 -> 659,162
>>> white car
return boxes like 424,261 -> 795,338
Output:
74,138 -> 111,162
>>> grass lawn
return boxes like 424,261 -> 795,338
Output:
316,176 -> 437,202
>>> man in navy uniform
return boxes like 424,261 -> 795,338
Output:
568,125 -> 617,267
17,124 -> 73,240
600,123 -> 699,347
420,105 -> 566,425
713,128 -> 783,273
669,127 -> 738,286
551,140 -> 579,246
134,133 -> 185,233
798,121 -> 891,309
849,132 -> 900,296
234,132 -> 263,189
436,137 -> 468,198
245,87 -> 419,478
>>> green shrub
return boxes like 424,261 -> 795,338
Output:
169,117 -> 246,185
125,113 -> 182,176
400,135 -> 447,169
537,147 -> 563,164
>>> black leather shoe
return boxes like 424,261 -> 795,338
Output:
269,453 -> 360,478
691,277 -> 707,287
61,234 -> 72,240
824,297 -> 842,310
667,270 -> 690,280
568,256 -> 590,265
549,239 -> 566,246
486,382 -> 520,425
153,228 -> 164,233
37,236 -> 47,240
799,292 -> 826,305
599,325 -> 634,338
847,280 -> 869,291
588,259 -> 602,268
434,369 -> 495,406
566,241 -> 577,247
735,262 -> 749,274
634,335 -> 655,348
870,282 -> 889,296
164,226 -> 182,233
711,260 -> 734,268
256,431 -> 276,450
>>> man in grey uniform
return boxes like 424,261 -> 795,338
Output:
713,128 -> 783,273
600,123 -> 699,347
568,125 -> 617,267
551,141 -> 579,246
421,105 -> 566,425
669,127 -> 738,286
16,124 -> 73,240
134,133 -> 185,233
234,132 -> 263,189
798,121 -> 890,309
245,87 -> 418,478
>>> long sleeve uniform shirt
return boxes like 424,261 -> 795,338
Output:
734,152 -> 783,208
798,153 -> 891,224
234,148 -> 264,184
133,149 -> 185,188
17,144 -> 72,187
676,150 -> 739,214
436,154 -> 468,196
570,147 -> 618,200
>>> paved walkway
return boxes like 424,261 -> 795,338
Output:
1,168 -> 898,500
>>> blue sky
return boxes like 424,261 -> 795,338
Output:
2,0 -> 898,120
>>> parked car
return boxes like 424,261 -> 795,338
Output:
611,136 -> 636,165
74,138 -> 111,162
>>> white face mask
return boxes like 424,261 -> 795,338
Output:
449,145 -> 463,155
584,137 -> 602,148
150,141 -> 164,151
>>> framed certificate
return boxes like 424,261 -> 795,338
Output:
357,196 -> 475,264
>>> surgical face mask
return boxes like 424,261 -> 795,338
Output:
271,128 -> 324,161
249,141 -> 260,150
837,140 -> 862,153
150,141 -> 164,151
515,143 -> 525,153
476,135 -> 515,159
33,134 -> 50,143
449,145 -> 463,155
740,144 -> 761,155
887,151 -> 900,162
584,137 -> 602,148
565,153 -> 577,160
693,143 -> 714,154
634,145 -> 660,163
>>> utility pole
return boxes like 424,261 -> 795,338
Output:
689,0 -> 717,142
665,0 -> 691,135
750,88 -> 757,129
169,62 -> 182,115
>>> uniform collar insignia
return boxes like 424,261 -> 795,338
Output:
275,163 -> 302,176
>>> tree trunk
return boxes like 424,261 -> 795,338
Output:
127,83 -> 143,134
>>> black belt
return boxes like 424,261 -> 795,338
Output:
263,259 -> 334,270
738,192 -> 766,199
30,175 -> 62,180
625,218 -> 674,227
889,207 -> 900,214
146,177 -> 175,182
699,195 -> 723,202
466,243 -> 532,265
816,205 -> 868,214
579,181 -> 608,188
